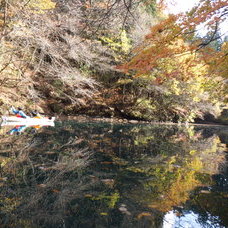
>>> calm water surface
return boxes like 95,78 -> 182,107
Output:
0,120 -> 227,228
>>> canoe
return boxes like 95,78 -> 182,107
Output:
1,116 -> 55,126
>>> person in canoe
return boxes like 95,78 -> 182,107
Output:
31,110 -> 53,120
10,106 -> 29,118
30,110 -> 42,118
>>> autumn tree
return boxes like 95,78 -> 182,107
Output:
0,0 -> 161,115
0,0 -> 58,113
116,0 -> 228,122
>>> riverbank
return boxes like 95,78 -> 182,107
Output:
57,114 -> 228,127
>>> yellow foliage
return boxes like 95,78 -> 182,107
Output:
189,157 -> 203,171
120,30 -> 131,53
117,79 -> 133,85
100,212 -> 108,216
91,192 -> 120,208
0,156 -> 12,168
127,134 -> 227,212
99,30 -> 131,61
157,39 -> 209,81
137,212 -> 152,219
27,0 -> 56,13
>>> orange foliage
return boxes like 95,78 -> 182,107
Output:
118,0 -> 228,81
184,0 -> 228,30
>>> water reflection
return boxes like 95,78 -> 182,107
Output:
0,120 -> 227,227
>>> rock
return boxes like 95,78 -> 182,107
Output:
129,120 -> 138,124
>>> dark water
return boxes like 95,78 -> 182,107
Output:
0,120 -> 228,228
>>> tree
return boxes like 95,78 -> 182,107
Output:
119,0 -> 228,75
116,0 -> 228,121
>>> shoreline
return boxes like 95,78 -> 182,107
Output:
56,115 -> 228,127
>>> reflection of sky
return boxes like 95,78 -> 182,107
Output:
163,210 -> 225,228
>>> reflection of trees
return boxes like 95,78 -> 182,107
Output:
117,133 -> 226,213
187,190 -> 228,227
0,125 -> 93,227
72,122 -> 227,225
78,123 -> 227,219
0,122 -> 227,227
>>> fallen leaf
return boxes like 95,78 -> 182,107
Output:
100,212 -> 108,216
101,161 -> 113,165
137,212 -> 152,219
37,184 -> 46,188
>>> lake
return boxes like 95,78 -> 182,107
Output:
0,120 -> 227,227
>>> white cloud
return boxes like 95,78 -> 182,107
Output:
164,0 -> 199,14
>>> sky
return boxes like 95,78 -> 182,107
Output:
164,0 -> 199,14
164,0 -> 228,38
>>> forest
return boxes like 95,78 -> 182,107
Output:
0,0 -> 227,123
